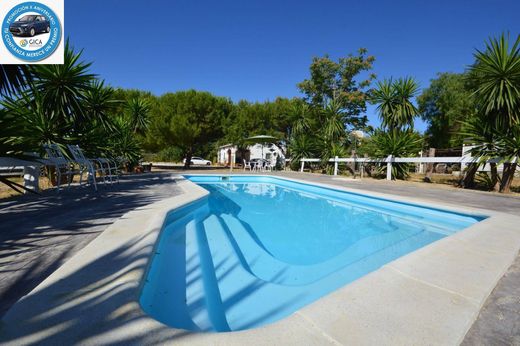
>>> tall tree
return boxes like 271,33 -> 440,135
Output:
148,90 -> 233,168
297,49 -> 376,130
417,72 -> 476,148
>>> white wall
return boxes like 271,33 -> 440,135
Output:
217,143 -> 285,166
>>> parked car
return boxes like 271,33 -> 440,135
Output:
9,15 -> 50,37
183,157 -> 211,165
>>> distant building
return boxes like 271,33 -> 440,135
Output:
217,143 -> 285,167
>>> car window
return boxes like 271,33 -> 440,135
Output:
35,17 -> 40,21
193,157 -> 202,160
18,15 -> 36,22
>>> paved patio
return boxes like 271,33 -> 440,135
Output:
0,170 -> 519,344
0,173 -> 180,318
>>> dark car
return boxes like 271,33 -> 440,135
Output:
9,15 -> 50,37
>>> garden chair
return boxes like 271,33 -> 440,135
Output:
252,160 -> 263,172
263,161 -> 273,172
43,144 -> 79,192
66,144 -> 110,191
243,159 -> 252,171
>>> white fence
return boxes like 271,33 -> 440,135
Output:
299,156 -> 501,180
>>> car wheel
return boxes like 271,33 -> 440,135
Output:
206,162 -> 211,165
46,26 -> 50,33
29,28 -> 35,37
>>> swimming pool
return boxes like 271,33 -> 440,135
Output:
140,175 -> 484,332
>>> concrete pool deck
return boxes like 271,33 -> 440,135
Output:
0,172 -> 519,345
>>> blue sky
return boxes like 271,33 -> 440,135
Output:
66,0 -> 520,131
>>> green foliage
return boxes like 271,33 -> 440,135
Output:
147,90 -> 233,167
221,97 -> 296,147
464,33 -> 520,192
107,116 -> 142,165
417,73 -> 476,148
371,77 -> 419,130
365,129 -> 423,179
0,42 -> 145,186
288,135 -> 318,170
156,146 -> 184,162
297,49 -> 375,129
126,97 -> 151,134
0,65 -> 32,96
30,40 -> 96,126
469,33 -> 520,129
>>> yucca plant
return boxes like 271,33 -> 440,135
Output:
321,99 -> 346,143
288,134 -> 318,171
468,33 -> 520,192
372,77 -> 419,130
82,80 -> 120,131
30,40 -> 96,127
459,115 -> 500,190
108,116 -> 142,167
368,129 -> 423,179
494,124 -> 520,193
0,65 -> 32,96
126,97 -> 151,135
470,33 -> 520,129
290,102 -> 312,137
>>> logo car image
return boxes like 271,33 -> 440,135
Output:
9,14 -> 50,37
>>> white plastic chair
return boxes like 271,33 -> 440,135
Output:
252,160 -> 262,172
43,144 -> 79,192
243,159 -> 252,171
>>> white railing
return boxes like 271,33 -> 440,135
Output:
299,155 -> 490,180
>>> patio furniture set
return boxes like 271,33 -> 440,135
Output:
42,144 -> 123,191
243,159 -> 274,172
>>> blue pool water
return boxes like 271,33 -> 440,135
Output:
140,175 -> 484,332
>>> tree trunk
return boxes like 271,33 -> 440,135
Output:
183,150 -> 192,170
461,163 -> 478,188
499,162 -> 517,193
490,162 -> 500,192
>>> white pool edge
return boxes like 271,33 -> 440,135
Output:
1,173 -> 519,345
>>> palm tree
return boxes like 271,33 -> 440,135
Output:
126,97 -> 151,134
468,33 -> 520,193
368,128 -> 423,179
291,102 -> 312,137
288,134 -> 317,170
495,125 -> 520,193
470,33 -> 520,129
30,40 -> 96,127
460,115 -> 500,190
372,77 -> 419,130
321,99 -> 346,143
82,80 -> 119,131
0,65 -> 32,96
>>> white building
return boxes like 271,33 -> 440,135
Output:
217,143 -> 285,167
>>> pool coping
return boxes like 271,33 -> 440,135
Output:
1,173 -> 519,345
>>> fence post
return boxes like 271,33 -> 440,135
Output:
424,148 -> 436,182
386,155 -> 393,181
334,156 -> 338,176
300,159 -> 305,172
